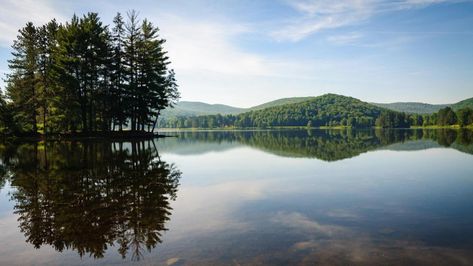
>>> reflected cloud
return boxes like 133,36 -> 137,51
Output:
167,180 -> 270,240
288,238 -> 473,265
271,211 -> 347,236
326,209 -> 360,220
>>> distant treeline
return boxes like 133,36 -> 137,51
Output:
159,95 -> 473,129
1,11 -> 179,136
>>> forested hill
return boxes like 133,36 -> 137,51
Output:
452,97 -> 473,110
161,97 -> 473,120
160,94 -> 402,128
235,94 -> 387,128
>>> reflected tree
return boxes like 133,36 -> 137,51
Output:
2,140 -> 181,260
167,129 -> 473,161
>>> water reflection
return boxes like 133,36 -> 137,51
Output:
0,140 -> 181,260
0,129 -> 472,265
161,129 -> 473,160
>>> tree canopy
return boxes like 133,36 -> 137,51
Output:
3,11 -> 179,136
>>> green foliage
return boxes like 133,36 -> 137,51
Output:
161,95 -> 473,130
436,107 -> 457,126
4,11 -> 179,135
451,97 -> 473,110
456,108 -> 473,127
375,112 -> 410,128
6,22 -> 40,133
161,94 -> 398,129
0,92 -> 16,134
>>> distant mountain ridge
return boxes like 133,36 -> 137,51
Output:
372,97 -> 473,114
371,102 -> 448,114
161,96 -> 473,119
161,101 -> 245,118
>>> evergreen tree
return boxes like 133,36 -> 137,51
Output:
124,10 -> 141,131
111,12 -> 127,131
37,20 -> 59,134
6,22 -> 40,133
4,11 -> 179,135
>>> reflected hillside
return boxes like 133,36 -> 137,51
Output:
164,129 -> 473,161
0,140 -> 181,260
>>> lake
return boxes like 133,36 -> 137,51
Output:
0,129 -> 472,265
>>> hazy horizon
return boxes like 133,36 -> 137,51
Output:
1,0 -> 472,107
174,93 -> 467,109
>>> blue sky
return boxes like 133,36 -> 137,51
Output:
0,0 -> 472,107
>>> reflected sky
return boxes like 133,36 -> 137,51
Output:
0,129 -> 473,265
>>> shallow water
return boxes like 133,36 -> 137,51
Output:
0,129 -> 472,265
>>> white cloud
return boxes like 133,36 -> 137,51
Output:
153,14 -> 328,106
272,0 -> 459,42
0,0 -> 66,47
327,32 -> 363,45
271,211 -> 347,236
158,15 -> 270,77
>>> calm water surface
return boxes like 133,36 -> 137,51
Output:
0,129 -> 472,265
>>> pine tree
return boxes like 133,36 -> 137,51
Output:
5,11 -> 179,135
37,19 -> 59,134
6,22 -> 40,133
111,12 -> 127,131
124,10 -> 141,132
55,15 -> 84,132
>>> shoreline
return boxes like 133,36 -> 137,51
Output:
3,125 -> 472,140
1,131 -> 176,141
157,126 -> 473,131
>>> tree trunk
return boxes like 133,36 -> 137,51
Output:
151,111 -> 160,133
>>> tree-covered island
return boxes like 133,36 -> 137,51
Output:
0,11 -> 179,137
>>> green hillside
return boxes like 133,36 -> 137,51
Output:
159,95 -> 473,129
234,94 -> 389,128
451,97 -> 473,110
162,96 -> 473,119
372,102 -> 446,114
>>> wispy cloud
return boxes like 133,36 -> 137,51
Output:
271,211 -> 347,236
158,15 -> 269,76
327,32 -> 363,45
272,0 -> 460,42
0,0 -> 66,47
